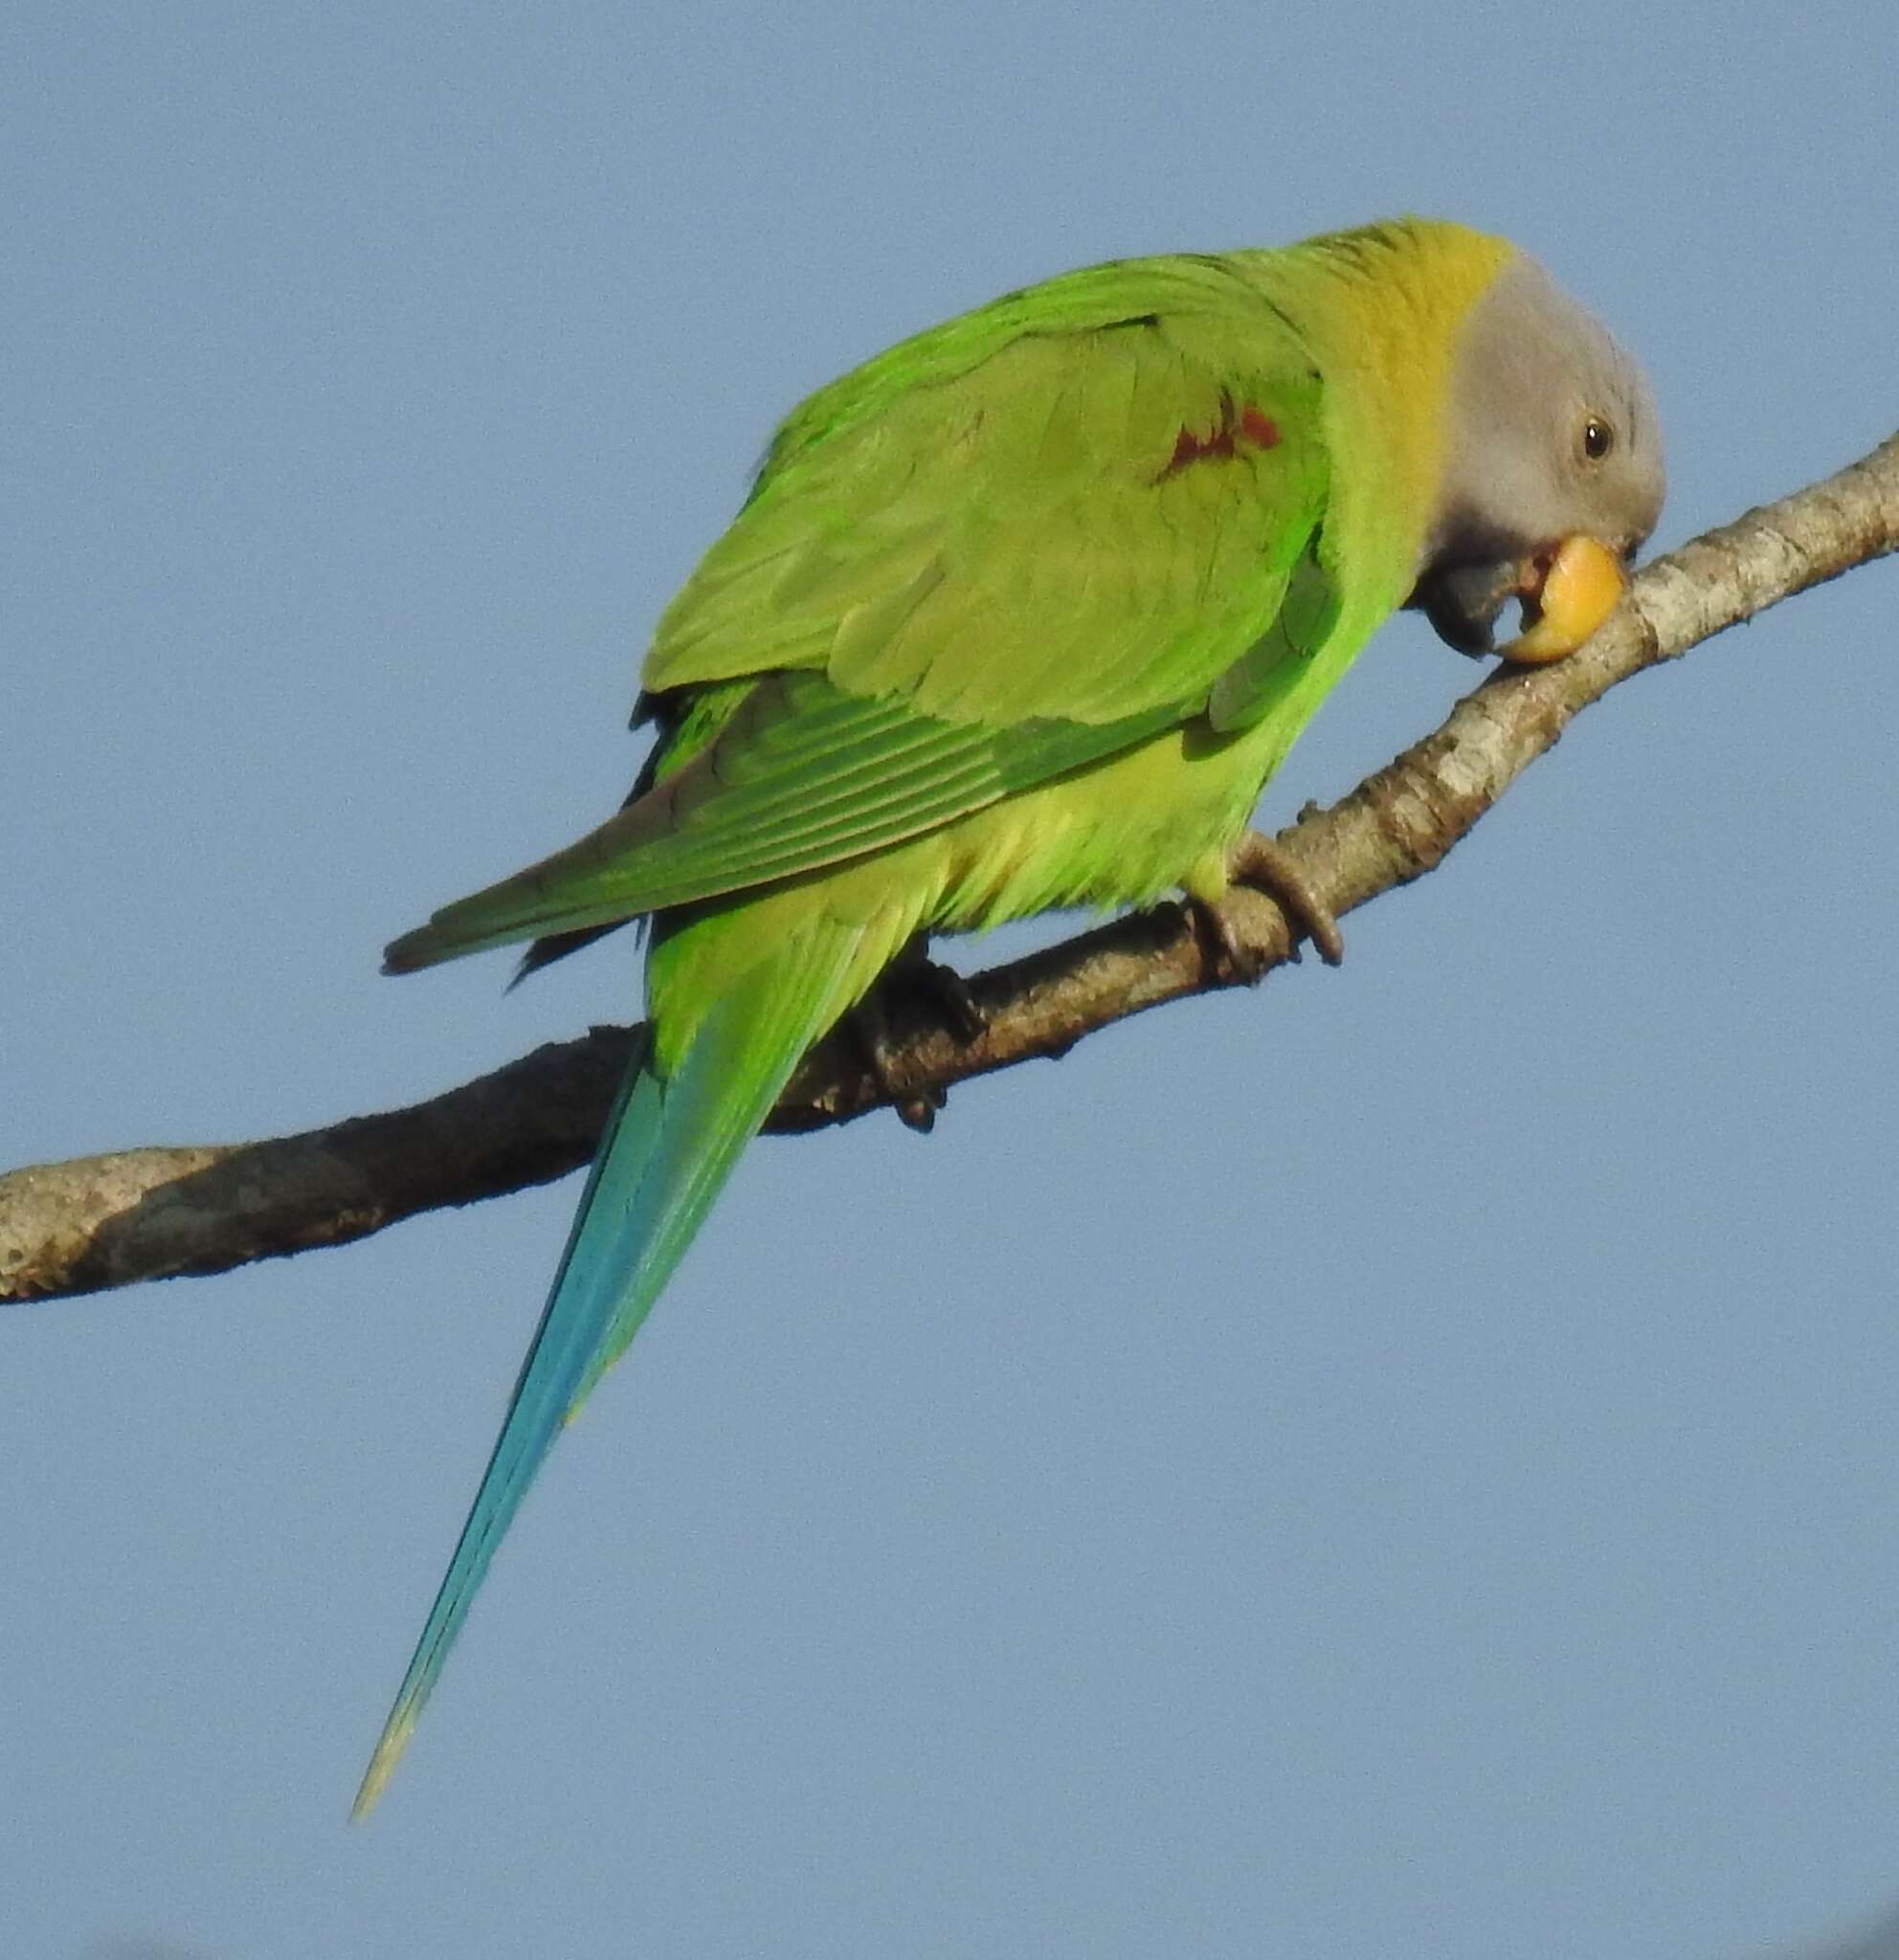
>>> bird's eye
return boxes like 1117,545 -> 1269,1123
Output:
1582,415 -> 1614,461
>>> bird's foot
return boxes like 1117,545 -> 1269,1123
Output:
906,953 -> 988,1044
1182,893 -> 1269,986
1225,830 -> 1344,968
849,941 -> 988,1133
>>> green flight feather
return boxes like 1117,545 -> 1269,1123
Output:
1208,538 -> 1343,733
385,675 -> 1189,972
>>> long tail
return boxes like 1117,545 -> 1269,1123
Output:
352,918 -> 870,1817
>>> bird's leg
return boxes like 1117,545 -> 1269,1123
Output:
869,932 -> 989,1042
1223,829 -> 1345,968
849,988 -> 947,1134
847,935 -> 988,1133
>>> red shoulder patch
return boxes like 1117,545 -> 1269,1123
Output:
1239,404 -> 1281,450
1156,392 -> 1281,481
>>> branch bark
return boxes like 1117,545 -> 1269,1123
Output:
7,433 -> 1897,1303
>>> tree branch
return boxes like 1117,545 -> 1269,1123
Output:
7,433 -> 1897,1303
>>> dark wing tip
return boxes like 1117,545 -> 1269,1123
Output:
507,918 -> 629,990
382,924 -> 446,975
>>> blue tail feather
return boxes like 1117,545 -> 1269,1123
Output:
352,924 -> 860,1816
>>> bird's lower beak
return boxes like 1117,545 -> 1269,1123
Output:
1496,534 -> 1628,665
1414,533 -> 1629,665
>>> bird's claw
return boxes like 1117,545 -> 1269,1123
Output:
850,940 -> 987,1131
1183,894 -> 1270,985
1225,831 -> 1344,968
908,954 -> 988,1043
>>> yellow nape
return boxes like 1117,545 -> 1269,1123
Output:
1498,534 -> 1627,665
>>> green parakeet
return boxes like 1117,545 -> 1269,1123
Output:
354,216 -> 1664,1815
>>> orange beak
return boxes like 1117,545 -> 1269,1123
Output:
1496,533 -> 1628,666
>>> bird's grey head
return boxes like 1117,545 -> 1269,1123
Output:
1411,255 -> 1665,656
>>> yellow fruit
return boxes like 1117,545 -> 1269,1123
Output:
1498,533 -> 1626,665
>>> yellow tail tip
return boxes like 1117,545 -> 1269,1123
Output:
349,1710 -> 416,1822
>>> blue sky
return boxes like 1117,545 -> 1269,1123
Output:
6,5 -> 1897,1956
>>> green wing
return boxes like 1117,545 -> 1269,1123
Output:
648,267 -> 1329,725
389,261 -> 1335,973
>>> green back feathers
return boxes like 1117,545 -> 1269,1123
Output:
645,278 -> 1329,726
389,222 -> 1516,976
